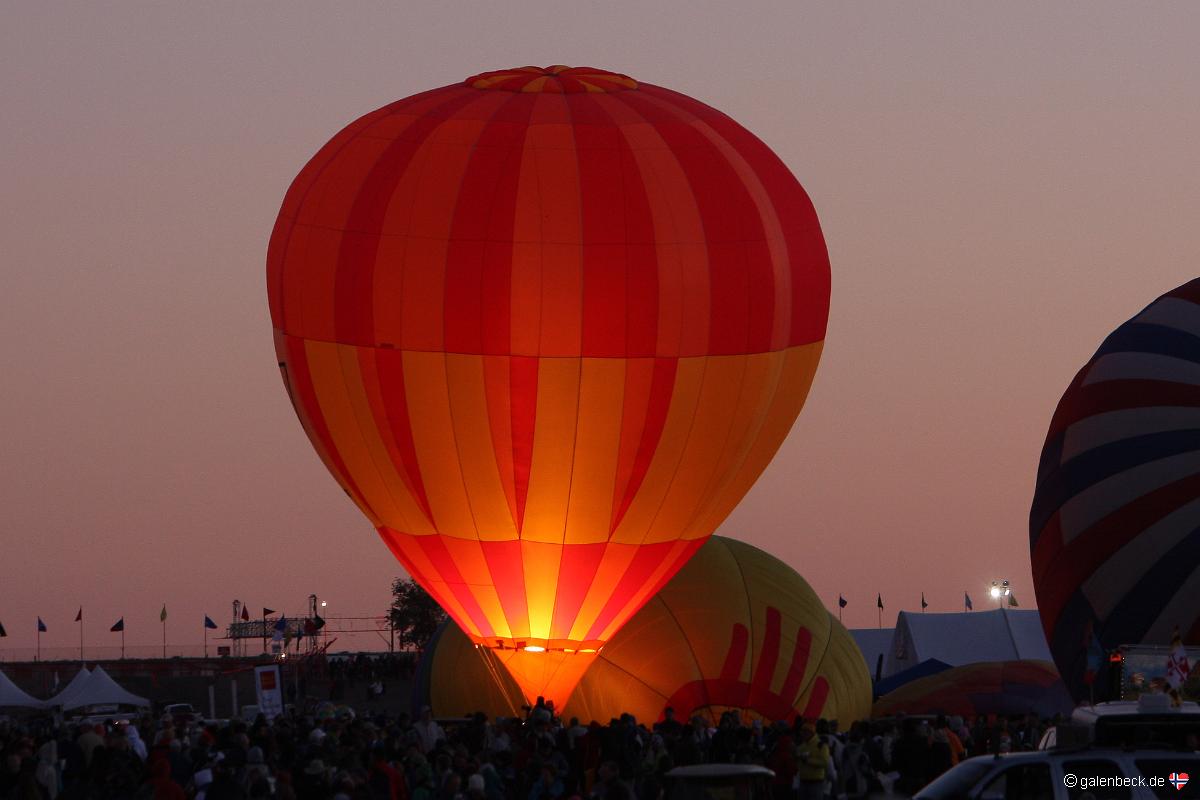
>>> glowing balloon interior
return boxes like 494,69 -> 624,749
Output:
267,66 -> 831,705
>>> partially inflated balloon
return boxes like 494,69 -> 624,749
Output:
1031,278 -> 1200,700
267,66 -> 830,704
416,537 -> 871,725
873,661 -> 1071,718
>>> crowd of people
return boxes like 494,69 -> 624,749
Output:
0,698 -> 1059,800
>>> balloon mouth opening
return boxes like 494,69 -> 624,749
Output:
471,635 -> 606,653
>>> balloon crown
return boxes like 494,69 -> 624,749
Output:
466,65 -> 638,93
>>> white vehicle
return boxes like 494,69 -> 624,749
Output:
915,748 -> 1200,799
1038,695 -> 1200,751
162,702 -> 203,726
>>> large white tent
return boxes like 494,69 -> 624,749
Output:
46,665 -> 149,710
884,608 -> 1052,677
0,668 -> 44,709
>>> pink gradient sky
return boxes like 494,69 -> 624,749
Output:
2,4 -> 1199,653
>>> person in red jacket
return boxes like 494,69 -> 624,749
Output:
370,748 -> 408,800
147,757 -> 186,800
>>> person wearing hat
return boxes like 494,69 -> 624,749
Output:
794,723 -> 829,800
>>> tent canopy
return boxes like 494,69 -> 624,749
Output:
885,609 -> 1052,677
45,667 -> 91,708
850,628 -> 895,681
47,666 -> 149,710
0,669 -> 44,710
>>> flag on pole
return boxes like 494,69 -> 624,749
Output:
0,621 -> 6,637
204,616 -> 218,630
75,608 -> 82,622
921,592 -> 928,611
838,595 -> 847,609
1008,592 -> 1019,607
263,607 -> 275,617
964,592 -> 973,611
110,618 -> 124,632
37,617 -> 47,633
1167,627 -> 1191,690
877,594 -> 884,610
272,615 -> 287,642
241,605 -> 250,621
160,605 -> 168,622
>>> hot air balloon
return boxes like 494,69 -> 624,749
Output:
415,536 -> 872,725
872,661 -> 1072,718
1030,278 -> 1200,700
267,66 -> 831,705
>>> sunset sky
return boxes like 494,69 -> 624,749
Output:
2,3 -> 1198,653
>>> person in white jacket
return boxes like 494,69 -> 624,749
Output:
124,723 -> 148,761
414,706 -> 445,754
35,740 -> 59,800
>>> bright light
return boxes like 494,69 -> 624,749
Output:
523,645 -> 545,652
320,601 -> 327,607
990,586 -> 1001,598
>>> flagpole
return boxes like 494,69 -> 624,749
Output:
36,626 -> 40,663
79,612 -> 83,662
122,627 -> 125,660
162,608 -> 166,659
204,624 -> 208,659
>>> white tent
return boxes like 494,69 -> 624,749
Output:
45,667 -> 91,708
884,608 -> 1052,677
0,668 -> 44,709
48,666 -> 149,710
850,628 -> 895,680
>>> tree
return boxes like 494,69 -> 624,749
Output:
388,578 -> 448,652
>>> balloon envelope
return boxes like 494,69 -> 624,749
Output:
1030,278 -> 1200,699
872,661 -> 1072,718
416,536 -> 872,725
268,66 -> 830,704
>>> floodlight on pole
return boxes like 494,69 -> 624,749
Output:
990,580 -> 1010,608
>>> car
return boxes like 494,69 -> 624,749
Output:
1038,695 -> 1200,751
76,710 -> 140,727
162,702 -> 203,727
664,765 -> 776,800
914,748 -> 1200,799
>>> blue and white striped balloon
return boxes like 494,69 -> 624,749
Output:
1031,278 -> 1200,699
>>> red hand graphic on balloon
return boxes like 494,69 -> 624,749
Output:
664,606 -> 830,722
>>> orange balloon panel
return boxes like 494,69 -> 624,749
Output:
268,66 -> 831,705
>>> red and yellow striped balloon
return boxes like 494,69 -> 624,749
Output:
266,66 -> 831,704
